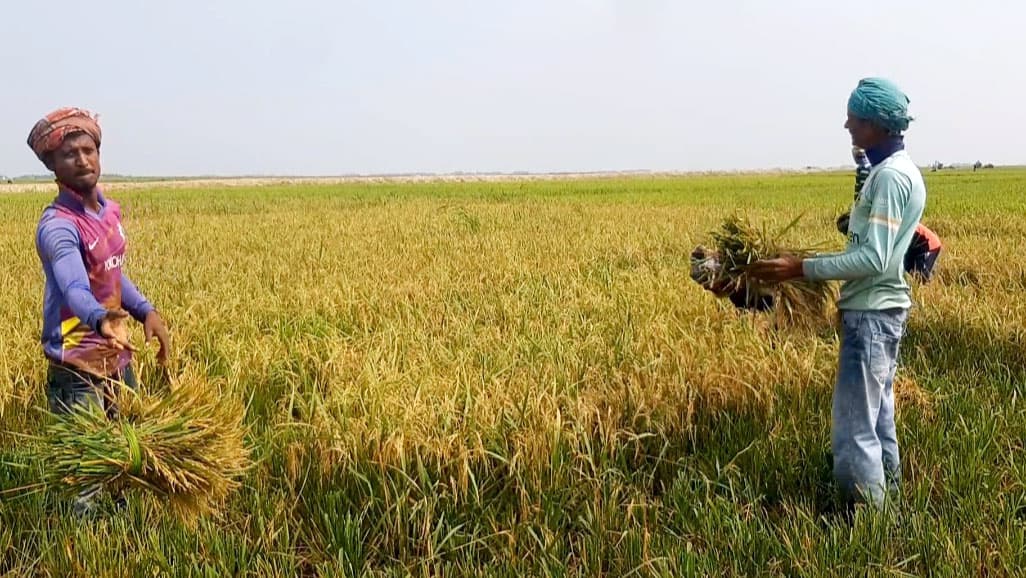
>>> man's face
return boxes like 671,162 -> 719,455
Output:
844,112 -> 887,150
49,132 -> 100,193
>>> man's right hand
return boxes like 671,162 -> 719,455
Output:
99,310 -> 137,352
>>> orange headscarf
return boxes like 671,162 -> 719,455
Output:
27,107 -> 102,164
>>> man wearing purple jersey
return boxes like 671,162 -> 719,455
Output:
28,107 -> 172,515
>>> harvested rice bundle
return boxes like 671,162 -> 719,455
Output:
693,214 -> 835,324
32,369 -> 250,521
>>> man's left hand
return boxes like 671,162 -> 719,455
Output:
143,310 -> 171,365
747,254 -> 805,282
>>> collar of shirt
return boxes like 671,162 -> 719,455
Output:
55,186 -> 107,216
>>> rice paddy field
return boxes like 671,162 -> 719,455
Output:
1,170 -> 1025,576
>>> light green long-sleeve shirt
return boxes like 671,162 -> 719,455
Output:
803,150 -> 926,311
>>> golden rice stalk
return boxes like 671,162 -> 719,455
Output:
31,369 -> 250,522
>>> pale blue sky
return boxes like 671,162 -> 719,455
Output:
1,0 -> 1021,177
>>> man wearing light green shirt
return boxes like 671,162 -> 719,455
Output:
750,77 -> 924,510
807,146 -> 925,310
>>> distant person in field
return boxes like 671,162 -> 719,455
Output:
749,78 -> 924,511
28,107 -> 171,515
837,147 -> 942,282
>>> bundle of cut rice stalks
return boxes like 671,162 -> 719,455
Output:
31,368 -> 250,522
696,214 -> 836,326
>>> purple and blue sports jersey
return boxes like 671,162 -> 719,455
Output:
36,187 -> 153,376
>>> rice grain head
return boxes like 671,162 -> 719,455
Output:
702,214 -> 836,328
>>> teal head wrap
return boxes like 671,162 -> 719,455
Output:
847,77 -> 913,134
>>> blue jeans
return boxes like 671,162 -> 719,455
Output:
46,362 -> 138,419
833,308 -> 908,508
